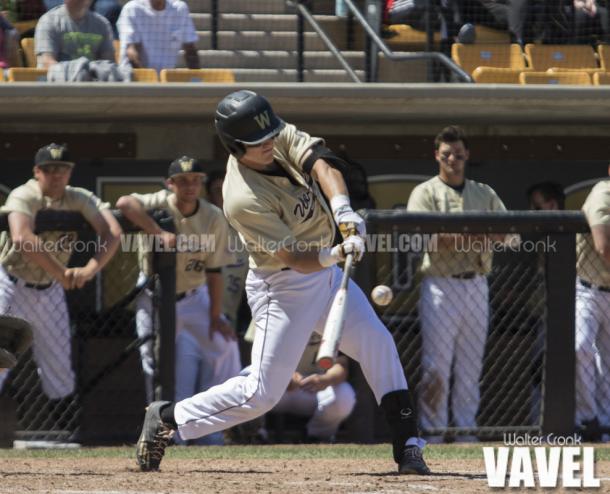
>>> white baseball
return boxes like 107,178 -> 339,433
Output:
371,285 -> 393,306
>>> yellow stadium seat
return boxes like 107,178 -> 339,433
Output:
473,25 -> 511,44
20,37 -> 36,68
452,43 -> 525,75
546,67 -> 602,74
593,71 -> 610,85
13,20 -> 37,35
597,44 -> 610,70
524,44 -> 598,71
519,71 -> 591,85
7,67 -> 47,82
0,71 -> 4,82
385,25 -> 442,49
160,68 -> 235,83
132,68 -> 159,82
472,67 -> 524,83
113,39 -> 120,64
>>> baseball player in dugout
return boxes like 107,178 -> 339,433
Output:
0,143 -> 121,424
407,126 -> 515,443
574,164 -> 610,442
135,90 -> 431,475
117,157 -> 241,445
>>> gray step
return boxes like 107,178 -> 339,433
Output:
230,68 -> 365,83
187,0 -> 291,15
196,31 -> 330,51
191,13 -> 339,32
185,49 -> 365,70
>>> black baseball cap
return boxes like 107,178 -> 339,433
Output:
35,143 -> 75,168
167,156 -> 206,178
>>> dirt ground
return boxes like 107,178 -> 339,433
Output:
0,456 -> 609,494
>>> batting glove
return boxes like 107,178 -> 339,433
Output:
330,194 -> 366,239
333,234 -> 365,262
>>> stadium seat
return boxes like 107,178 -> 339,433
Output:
546,67 -> 602,74
524,44 -> 598,71
385,25 -> 442,49
113,39 -> 120,64
597,44 -> 610,71
132,68 -> 159,82
20,38 -> 36,68
13,20 -> 37,34
7,68 -> 48,82
0,71 -> 4,82
519,71 -> 591,85
452,43 -> 525,75
472,25 -> 511,44
159,68 -> 235,83
593,71 -> 610,85
472,67 -> 523,83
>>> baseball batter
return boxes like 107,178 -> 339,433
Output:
407,126 -> 509,441
117,157 -> 240,445
575,167 -> 610,437
136,90 -> 430,475
0,143 -> 121,402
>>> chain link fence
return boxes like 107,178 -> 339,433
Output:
357,210 -> 606,441
0,210 -> 175,445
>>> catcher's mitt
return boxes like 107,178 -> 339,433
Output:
0,315 -> 33,368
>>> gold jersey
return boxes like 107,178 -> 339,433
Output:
223,123 -> 335,272
407,176 -> 507,277
577,179 -> 610,287
133,189 -> 235,294
0,179 -> 110,284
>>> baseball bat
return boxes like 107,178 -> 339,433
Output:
316,253 -> 354,370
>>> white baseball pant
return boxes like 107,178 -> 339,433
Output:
175,265 -> 407,441
273,381 -> 356,439
418,275 -> 489,431
135,278 -> 241,405
0,265 -> 74,399
575,280 -> 610,426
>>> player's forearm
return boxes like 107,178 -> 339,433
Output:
183,44 -> 200,69
38,52 -> 58,69
321,360 -> 349,387
88,230 -> 120,273
206,271 -> 224,319
117,197 -> 164,235
591,224 -> 610,264
126,44 -> 142,68
312,160 -> 349,202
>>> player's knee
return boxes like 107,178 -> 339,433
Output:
332,383 -> 356,419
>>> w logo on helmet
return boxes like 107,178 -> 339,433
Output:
254,111 -> 271,129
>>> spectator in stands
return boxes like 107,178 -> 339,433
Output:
542,0 -> 609,44
42,0 -> 121,38
34,0 -> 115,69
526,181 -> 566,211
117,0 -> 199,73
0,14 -> 21,70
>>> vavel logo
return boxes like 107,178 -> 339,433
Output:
484,441 -> 601,488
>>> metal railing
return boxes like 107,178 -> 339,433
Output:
352,211 -> 591,441
343,0 -> 473,82
293,0 -> 362,82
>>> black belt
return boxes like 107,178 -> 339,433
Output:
281,267 -> 291,272
451,272 -> 477,280
579,279 -> 610,293
8,273 -> 52,290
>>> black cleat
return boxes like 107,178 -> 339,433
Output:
136,401 -> 175,472
399,445 -> 431,475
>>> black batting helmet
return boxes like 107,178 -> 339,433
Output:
215,90 -> 285,158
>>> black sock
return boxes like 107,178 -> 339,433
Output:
160,402 -> 177,428
380,389 -> 420,463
